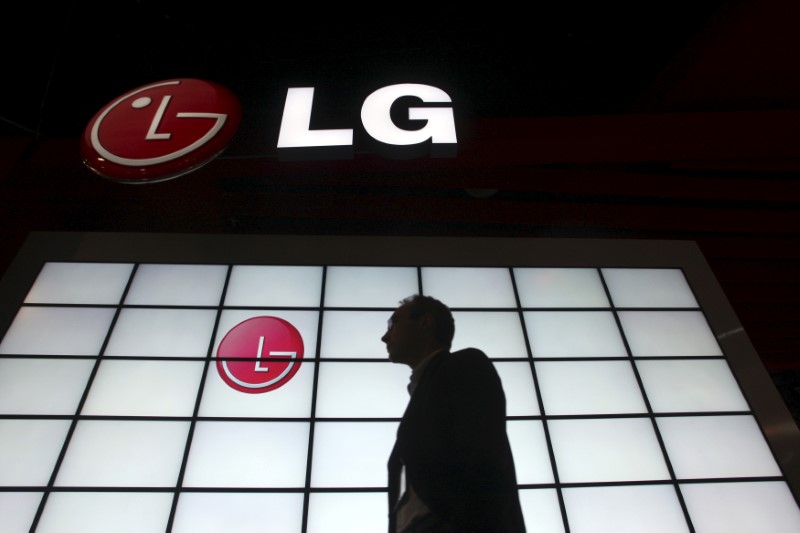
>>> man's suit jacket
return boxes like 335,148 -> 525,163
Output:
388,348 -> 526,532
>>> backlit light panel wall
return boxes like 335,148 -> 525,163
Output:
1,260 -> 799,532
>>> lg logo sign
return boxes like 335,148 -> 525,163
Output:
216,316 -> 304,394
278,84 -> 457,148
81,79 -> 242,183
82,79 -> 457,183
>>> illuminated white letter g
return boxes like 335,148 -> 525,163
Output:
360,84 -> 457,146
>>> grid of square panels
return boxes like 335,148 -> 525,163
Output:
0,262 -> 798,532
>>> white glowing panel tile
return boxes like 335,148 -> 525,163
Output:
524,311 -> 627,358
172,492 -> 304,533
324,266 -> 418,307
638,360 -> 749,412
507,421 -> 554,484
514,268 -> 609,308
36,492 -> 174,533
0,358 -> 94,414
124,264 -> 227,306
315,362 -> 410,418
320,311 -> 390,359
0,492 -> 41,533
225,265 -> 323,307
563,485 -> 689,533
55,420 -> 189,487
0,419 -> 70,485
602,268 -> 698,308
82,360 -> 204,416
549,418 -> 670,483
199,361 -> 314,418
681,481 -> 800,533
213,310 -> 319,359
536,361 -> 646,415
519,489 -> 564,533
307,492 -> 387,533
183,421 -> 309,487
105,308 -> 217,358
451,312 -> 528,358
657,415 -> 782,479
24,262 -> 134,304
619,311 -> 722,357
421,267 -> 516,308
494,362 -> 539,416
0,307 -> 116,356
311,422 -> 398,487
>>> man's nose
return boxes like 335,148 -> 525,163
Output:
381,331 -> 389,343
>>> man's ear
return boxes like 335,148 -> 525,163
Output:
418,312 -> 436,335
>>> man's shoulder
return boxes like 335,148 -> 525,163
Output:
438,348 -> 505,406
447,347 -> 491,363
437,348 -> 496,375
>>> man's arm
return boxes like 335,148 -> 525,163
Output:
441,348 -> 519,530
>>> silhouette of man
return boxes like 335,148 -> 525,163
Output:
384,295 -> 525,532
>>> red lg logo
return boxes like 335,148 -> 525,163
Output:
81,79 -> 241,183
216,317 -> 304,394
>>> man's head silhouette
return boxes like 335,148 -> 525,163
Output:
382,295 -> 454,369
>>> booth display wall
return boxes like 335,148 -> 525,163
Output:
0,233 -> 798,532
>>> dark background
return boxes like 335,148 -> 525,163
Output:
1,1 -> 798,422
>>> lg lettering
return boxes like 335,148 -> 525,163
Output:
277,83 -> 457,150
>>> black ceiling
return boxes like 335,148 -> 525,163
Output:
6,1 -> 729,138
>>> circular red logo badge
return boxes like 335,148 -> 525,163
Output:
81,78 -> 241,183
216,317 -> 304,394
